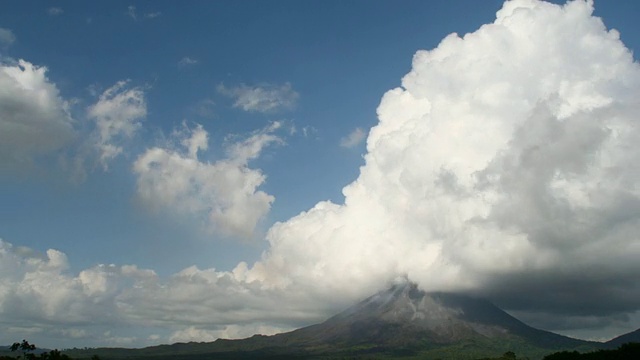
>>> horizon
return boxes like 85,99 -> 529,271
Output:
8,280 -> 632,351
2,0 -> 640,349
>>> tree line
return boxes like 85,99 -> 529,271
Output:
0,340 -> 100,360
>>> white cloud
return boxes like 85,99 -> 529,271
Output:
237,0 -> 640,333
87,80 -> 147,169
189,98 -> 216,118
0,28 -> 16,47
127,6 -> 160,21
301,126 -> 318,139
169,327 -> 218,343
0,240 -> 111,326
0,59 -> 75,169
169,324 -> 284,343
340,127 -> 366,148
3,0 -> 640,348
132,122 -> 282,238
0,239 -> 318,348
144,12 -> 161,19
217,83 -> 299,113
225,121 -> 284,163
48,7 -> 64,16
127,5 -> 137,20
178,57 -> 198,68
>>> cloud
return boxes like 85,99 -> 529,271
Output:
132,122 -> 282,238
127,6 -> 137,20
169,327 -> 218,343
340,127 -> 366,148
0,59 -> 75,170
301,126 -> 318,139
144,12 -> 161,19
87,80 -> 147,169
217,83 -> 299,113
48,7 -> 64,16
0,239 -> 319,348
169,324 -> 283,343
235,0 -> 640,335
178,57 -> 198,68
0,240 -> 119,327
0,28 -> 15,47
0,239 -> 167,347
189,98 -> 216,118
3,0 -> 640,348
127,6 -> 160,21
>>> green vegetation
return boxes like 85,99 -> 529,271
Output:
542,342 -> 640,360
4,339 -> 639,360
0,340 -> 74,360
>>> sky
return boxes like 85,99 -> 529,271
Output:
1,0 -> 640,349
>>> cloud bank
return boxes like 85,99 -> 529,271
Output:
2,0 -> 640,347
0,239 -> 318,347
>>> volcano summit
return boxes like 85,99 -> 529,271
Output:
67,281 -> 611,359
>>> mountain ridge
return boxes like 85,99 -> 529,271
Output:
64,281 -> 635,359
267,281 -> 594,350
605,328 -> 640,348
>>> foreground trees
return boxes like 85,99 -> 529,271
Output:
543,343 -> 640,360
3,340 -> 70,360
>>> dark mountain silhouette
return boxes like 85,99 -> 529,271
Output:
605,328 -> 640,348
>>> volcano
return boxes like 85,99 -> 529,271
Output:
250,280 -> 597,358
68,281 -> 602,359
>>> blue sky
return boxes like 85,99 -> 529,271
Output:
2,0 -> 640,349
0,0 -> 517,275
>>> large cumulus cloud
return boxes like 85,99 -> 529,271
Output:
242,0 -> 640,336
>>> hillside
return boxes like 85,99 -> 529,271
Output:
66,281 -> 604,359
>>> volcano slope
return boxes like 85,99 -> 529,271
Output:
68,281 -> 602,360
258,281 -> 598,359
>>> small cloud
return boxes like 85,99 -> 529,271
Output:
87,80 -> 147,169
133,122 -> 281,237
217,82 -> 299,113
144,12 -> 161,19
127,6 -> 160,21
189,98 -> 216,118
340,127 -> 366,148
48,7 -> 64,16
178,57 -> 198,68
0,59 -> 75,171
127,5 -> 137,20
0,28 -> 16,47
288,124 -> 297,136
302,126 -> 318,139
